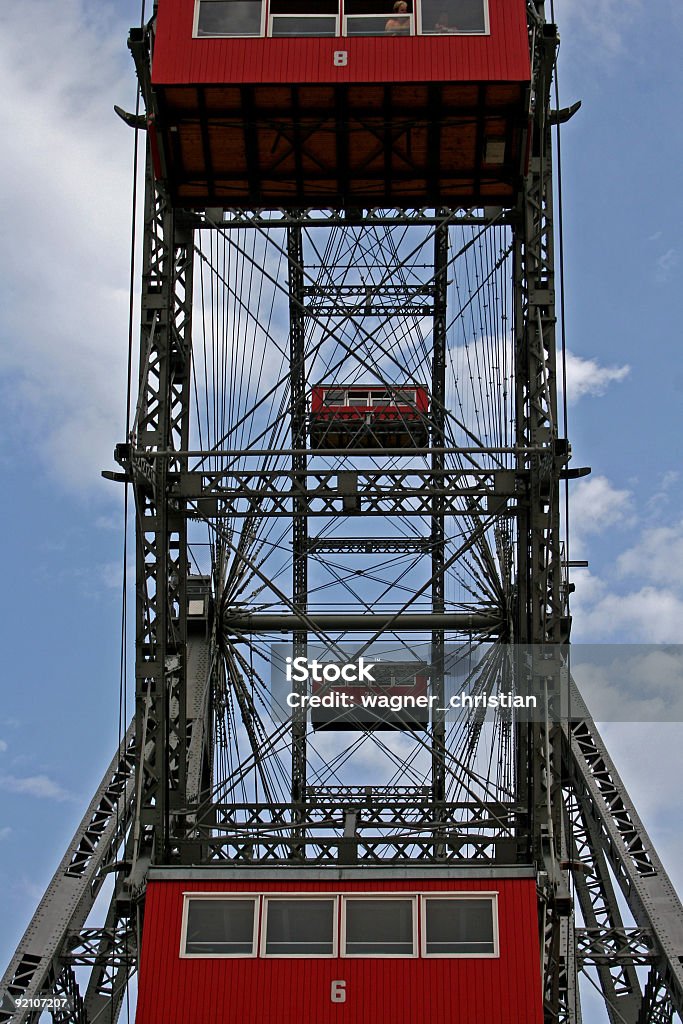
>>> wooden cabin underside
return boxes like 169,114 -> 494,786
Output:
153,81 -> 527,208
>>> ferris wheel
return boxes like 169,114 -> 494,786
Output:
2,1 -> 683,1022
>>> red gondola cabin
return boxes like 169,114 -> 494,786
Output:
135,871 -> 545,1024
144,0 -> 531,208
310,659 -> 430,729
309,384 -> 429,448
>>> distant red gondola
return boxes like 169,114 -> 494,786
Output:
309,384 -> 429,449
310,659 -> 430,730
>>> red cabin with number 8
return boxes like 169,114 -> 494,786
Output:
144,0 -> 531,208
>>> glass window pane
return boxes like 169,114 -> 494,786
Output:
265,899 -> 335,955
324,390 -> 346,405
346,13 -> 412,36
420,0 -> 486,34
271,15 -> 337,36
185,899 -> 255,955
368,664 -> 395,685
345,899 -> 414,954
197,0 -> 263,37
425,898 -> 495,954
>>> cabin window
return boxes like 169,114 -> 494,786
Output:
194,0 -> 488,37
195,0 -> 264,37
270,0 -> 339,35
263,898 -> 337,956
343,897 -> 417,956
394,389 -> 416,404
344,0 -> 414,37
419,0 -> 487,34
271,14 -> 338,34
348,390 -> 370,406
323,389 -> 346,405
182,897 -> 257,956
422,896 -> 498,956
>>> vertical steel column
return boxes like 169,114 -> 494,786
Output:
288,221 -> 308,808
132,154 -> 193,865
431,219 -> 448,807
514,11 -> 566,1019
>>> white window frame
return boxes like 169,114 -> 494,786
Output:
322,388 -> 347,406
261,895 -> 339,958
343,12 -> 415,37
420,891 -> 499,958
341,894 -> 418,958
416,0 -> 490,37
392,389 -> 417,404
192,0 -> 267,40
269,12 -> 340,37
180,892 -> 259,959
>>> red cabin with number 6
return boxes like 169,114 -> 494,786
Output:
135,870 -> 545,1024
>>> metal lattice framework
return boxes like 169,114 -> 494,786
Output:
2,3 -> 683,1024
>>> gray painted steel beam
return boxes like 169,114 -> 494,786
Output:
0,724 -> 135,1024
222,611 -> 502,634
566,686 -> 683,1017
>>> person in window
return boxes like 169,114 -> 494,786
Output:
385,1 -> 410,35
434,9 -> 459,32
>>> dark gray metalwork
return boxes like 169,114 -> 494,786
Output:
175,466 -> 521,518
289,221 -> 308,808
0,725 -> 135,1023
223,611 -> 502,634
431,219 -> 448,807
566,707 -> 683,1016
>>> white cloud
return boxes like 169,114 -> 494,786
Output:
559,0 -> 643,58
571,648 -> 683,721
0,1 -> 137,494
562,351 -> 630,402
573,584 -> 683,644
655,248 -> 680,284
0,774 -> 74,802
569,483 -> 683,643
617,519 -> 683,587
0,740 -> 7,753
570,475 -> 633,556
661,470 -> 680,490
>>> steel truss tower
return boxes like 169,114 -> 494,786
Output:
2,3 -> 683,1023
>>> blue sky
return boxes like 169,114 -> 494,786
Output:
1,0 -> 682,1018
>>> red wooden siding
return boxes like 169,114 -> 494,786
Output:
152,0 -> 529,86
136,877 -> 543,1024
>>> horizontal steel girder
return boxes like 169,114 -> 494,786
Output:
194,209 -> 512,230
175,468 -> 519,519
223,611 -> 502,634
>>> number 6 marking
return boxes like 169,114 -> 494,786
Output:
331,980 -> 347,1003
333,50 -> 348,67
